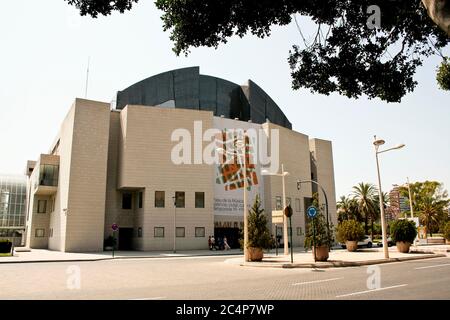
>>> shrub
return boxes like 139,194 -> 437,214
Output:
336,220 -> 365,243
443,221 -> 450,241
247,195 -> 272,249
390,219 -> 417,244
304,211 -> 334,249
0,240 -> 12,254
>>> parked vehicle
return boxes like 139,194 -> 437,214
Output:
377,236 -> 394,247
340,235 -> 373,249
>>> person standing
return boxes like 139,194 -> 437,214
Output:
211,235 -> 216,250
208,236 -> 212,250
224,236 -> 231,250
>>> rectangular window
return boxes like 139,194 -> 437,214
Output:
155,191 -> 165,208
275,196 -> 282,210
37,200 -> 47,213
176,227 -> 185,238
286,197 -> 292,207
195,192 -> 205,208
154,227 -> 164,238
297,227 -> 303,236
175,192 -> 185,208
138,192 -> 143,209
35,228 -> 45,237
295,198 -> 301,212
195,227 -> 205,238
137,227 -> 143,238
122,193 -> 132,209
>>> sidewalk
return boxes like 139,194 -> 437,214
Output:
225,246 -> 448,269
0,248 -> 242,264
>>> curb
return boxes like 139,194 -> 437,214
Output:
0,252 -> 243,264
238,253 -> 447,269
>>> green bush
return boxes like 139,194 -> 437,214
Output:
443,222 -> 450,241
336,220 -> 365,243
247,195 -> 272,249
0,240 -> 12,254
304,211 -> 334,249
390,219 -> 417,244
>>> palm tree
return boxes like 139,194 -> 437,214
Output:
337,196 -> 362,222
419,197 -> 445,237
352,182 -> 378,237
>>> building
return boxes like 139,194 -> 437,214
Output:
24,67 -> 337,252
386,185 -> 410,220
0,175 -> 27,246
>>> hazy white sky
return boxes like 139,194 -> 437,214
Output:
0,0 -> 449,197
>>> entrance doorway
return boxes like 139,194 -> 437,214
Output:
214,228 -> 240,249
118,228 -> 133,250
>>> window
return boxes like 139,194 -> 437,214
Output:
297,227 -> 303,236
138,192 -> 143,209
195,192 -> 205,208
275,196 -> 282,210
49,228 -> 53,238
154,227 -> 164,238
155,191 -> 165,208
122,193 -> 132,209
35,229 -> 45,237
195,227 -> 205,238
175,192 -> 185,208
176,227 -> 185,238
286,197 -> 292,207
295,198 -> 301,212
37,200 -> 47,213
137,227 -> 143,238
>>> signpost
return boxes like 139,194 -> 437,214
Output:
284,205 -> 294,263
111,223 -> 118,258
307,206 -> 318,262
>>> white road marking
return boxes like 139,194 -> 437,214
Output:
292,277 -> 343,286
128,296 -> 166,300
336,284 -> 408,298
415,263 -> 450,270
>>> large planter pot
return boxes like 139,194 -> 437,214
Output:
396,241 -> 411,253
313,245 -> 329,261
445,239 -> 450,245
248,247 -> 264,262
346,241 -> 358,252
0,241 -> 12,254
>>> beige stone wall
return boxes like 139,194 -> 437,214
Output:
262,123 -> 313,247
63,99 -> 111,252
309,138 -> 338,227
115,105 -> 215,250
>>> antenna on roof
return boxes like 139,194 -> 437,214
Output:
84,56 -> 90,99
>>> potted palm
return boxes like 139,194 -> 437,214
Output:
304,210 -> 334,261
390,219 -> 417,253
336,220 -> 365,252
246,195 -> 272,262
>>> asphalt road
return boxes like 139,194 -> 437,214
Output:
0,255 -> 449,300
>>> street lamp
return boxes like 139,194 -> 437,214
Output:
406,177 -> 414,219
216,139 -> 248,261
262,165 -> 290,255
373,136 -> 405,259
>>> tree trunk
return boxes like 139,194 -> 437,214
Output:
422,0 -> 450,36
364,214 -> 368,235
370,218 -> 374,239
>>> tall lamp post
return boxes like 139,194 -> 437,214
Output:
217,139 -> 248,261
262,165 -> 290,255
407,177 -> 414,219
373,136 -> 405,259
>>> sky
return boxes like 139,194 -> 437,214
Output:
0,0 -> 449,198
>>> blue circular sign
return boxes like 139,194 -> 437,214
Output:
307,206 -> 317,218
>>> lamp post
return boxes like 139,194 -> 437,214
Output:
173,195 -> 176,253
262,164 -> 290,255
217,139 -> 248,261
297,180 -> 330,251
373,136 -> 405,259
407,177 -> 414,219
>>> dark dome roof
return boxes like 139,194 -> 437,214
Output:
116,67 -> 291,129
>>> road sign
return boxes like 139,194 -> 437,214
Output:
307,206 -> 317,218
272,210 -> 284,224
284,204 -> 293,218
111,223 -> 119,231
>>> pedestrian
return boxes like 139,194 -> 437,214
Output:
224,236 -> 231,250
208,236 -> 212,250
211,235 -> 216,250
